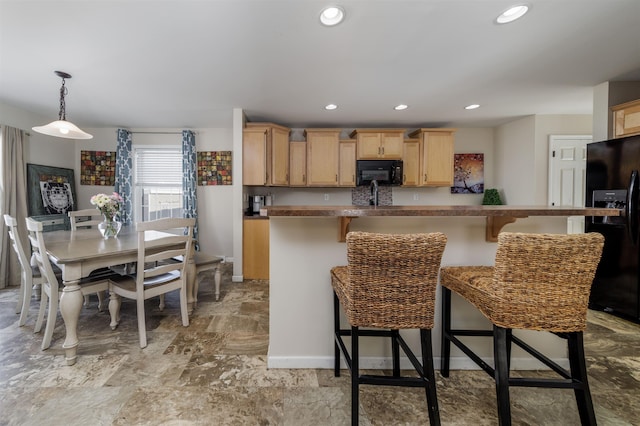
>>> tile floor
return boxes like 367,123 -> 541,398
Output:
1,264 -> 639,425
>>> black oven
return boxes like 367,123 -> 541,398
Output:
356,160 -> 403,186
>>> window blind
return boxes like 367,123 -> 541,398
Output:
135,147 -> 182,185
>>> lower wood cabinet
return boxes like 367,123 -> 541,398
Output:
243,218 -> 269,280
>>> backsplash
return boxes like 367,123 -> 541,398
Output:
352,185 -> 393,206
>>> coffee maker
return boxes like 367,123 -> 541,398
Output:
247,195 -> 265,216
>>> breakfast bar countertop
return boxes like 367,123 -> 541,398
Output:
260,205 -> 620,218
260,205 -> 621,242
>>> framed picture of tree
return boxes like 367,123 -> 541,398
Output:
451,153 -> 484,194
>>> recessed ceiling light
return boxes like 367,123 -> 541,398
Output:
496,4 -> 529,24
465,104 -> 480,110
320,6 -> 345,26
394,104 -> 408,111
325,104 -> 338,110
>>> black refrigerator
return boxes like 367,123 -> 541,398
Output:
586,134 -> 640,322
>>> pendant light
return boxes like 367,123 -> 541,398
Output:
32,71 -> 93,140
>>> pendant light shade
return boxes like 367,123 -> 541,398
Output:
32,71 -> 93,140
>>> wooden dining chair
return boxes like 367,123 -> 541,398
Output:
4,214 -> 46,326
68,208 -> 116,310
107,217 -> 195,348
68,209 -> 103,230
26,217 -> 111,350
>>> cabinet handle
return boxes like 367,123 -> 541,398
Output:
378,147 -> 381,155
424,174 -> 427,181
381,147 -> 385,155
335,174 -> 338,182
303,174 -> 306,183
403,174 -> 406,183
352,175 -> 355,183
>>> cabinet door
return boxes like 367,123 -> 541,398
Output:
356,133 -> 382,159
339,141 -> 356,187
289,141 -> 307,186
243,129 -> 267,185
307,131 -> 339,186
402,140 -> 420,186
420,132 -> 454,186
243,219 -> 269,279
613,100 -> 640,138
380,132 -> 403,159
270,127 -> 290,186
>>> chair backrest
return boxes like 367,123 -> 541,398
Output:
345,231 -> 447,329
25,217 -> 59,293
4,214 -> 32,277
135,218 -> 195,291
68,209 -> 103,230
492,232 -> 605,332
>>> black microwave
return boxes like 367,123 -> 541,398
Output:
356,160 -> 403,186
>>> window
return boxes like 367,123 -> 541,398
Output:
133,146 -> 183,222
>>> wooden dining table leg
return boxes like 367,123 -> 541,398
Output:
59,279 -> 84,366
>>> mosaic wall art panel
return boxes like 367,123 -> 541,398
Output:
197,151 -> 232,185
80,150 -> 116,186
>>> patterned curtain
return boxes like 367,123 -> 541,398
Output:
182,130 -> 198,245
114,129 -> 133,225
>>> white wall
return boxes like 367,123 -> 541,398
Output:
76,127 -> 235,260
494,116 -> 536,205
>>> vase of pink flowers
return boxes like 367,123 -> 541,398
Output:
90,192 -> 123,238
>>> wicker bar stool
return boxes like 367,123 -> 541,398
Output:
331,231 -> 447,426
440,232 -> 605,426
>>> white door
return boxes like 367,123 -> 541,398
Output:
548,135 -> 592,234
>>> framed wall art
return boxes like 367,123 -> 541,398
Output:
27,163 -> 77,216
197,151 -> 232,185
80,150 -> 116,186
451,153 -> 484,194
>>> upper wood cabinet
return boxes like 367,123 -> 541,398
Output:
350,129 -> 405,159
305,129 -> 340,186
339,140 -> 356,187
612,99 -> 640,138
243,123 -> 291,186
289,141 -> 307,187
408,128 -> 456,187
402,139 -> 420,186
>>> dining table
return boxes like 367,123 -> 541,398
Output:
43,225 -> 198,366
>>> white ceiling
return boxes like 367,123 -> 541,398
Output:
1,0 -> 640,131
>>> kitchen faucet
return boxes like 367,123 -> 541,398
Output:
370,179 -> 379,206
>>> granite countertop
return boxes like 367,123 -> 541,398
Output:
259,205 -> 621,218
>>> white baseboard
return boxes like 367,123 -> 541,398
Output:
232,275 -> 243,282
267,355 -> 570,371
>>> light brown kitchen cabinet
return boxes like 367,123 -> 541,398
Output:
243,123 -> 291,186
408,128 -> 456,187
305,129 -> 340,186
243,128 -> 268,185
339,140 -> 356,187
612,99 -> 640,138
402,139 -> 420,186
350,129 -> 405,159
289,141 -> 307,186
243,218 -> 269,280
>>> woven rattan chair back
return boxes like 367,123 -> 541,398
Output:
490,232 -> 605,332
342,231 -> 447,329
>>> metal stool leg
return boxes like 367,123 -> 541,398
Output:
493,325 -> 512,426
568,332 -> 597,426
440,286 -> 452,377
421,329 -> 441,426
351,326 -> 359,426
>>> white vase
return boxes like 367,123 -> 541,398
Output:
98,214 -> 122,238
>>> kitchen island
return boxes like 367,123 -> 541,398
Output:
261,205 -> 619,370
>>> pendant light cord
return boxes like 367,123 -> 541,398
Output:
58,77 -> 67,121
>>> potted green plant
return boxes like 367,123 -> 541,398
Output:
482,188 -> 503,205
